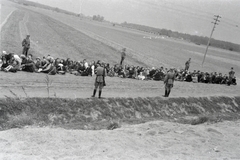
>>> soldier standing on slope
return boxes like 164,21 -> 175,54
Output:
22,35 -> 30,57
185,58 -> 191,71
228,67 -> 235,85
163,68 -> 176,97
120,48 -> 126,66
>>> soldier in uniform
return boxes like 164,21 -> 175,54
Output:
22,35 -> 30,57
92,63 -> 106,98
228,67 -> 235,85
163,67 -> 176,97
120,48 -> 126,66
185,58 -> 191,71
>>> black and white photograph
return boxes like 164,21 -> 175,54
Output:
0,0 -> 240,159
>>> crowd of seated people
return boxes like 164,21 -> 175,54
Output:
0,51 -> 237,86
0,51 -> 94,76
175,69 -> 237,85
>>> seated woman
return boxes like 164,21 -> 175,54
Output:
153,69 -> 165,81
192,73 -> 198,83
105,63 -> 110,75
21,55 -> 35,72
41,57 -> 56,75
90,61 -> 95,76
3,57 -> 20,72
81,66 -> 91,76
1,54 -> 9,71
221,74 -> 228,84
185,72 -> 192,82
137,72 -> 145,80
76,62 -> 85,75
142,68 -> 150,80
35,57 -> 42,71
175,70 -> 184,81
118,67 -> 126,78
149,67 -> 156,79
124,68 -> 129,78
215,73 -> 223,84
56,62 -> 66,75
232,77 -> 237,85
128,66 -> 135,78
107,67 -> 115,77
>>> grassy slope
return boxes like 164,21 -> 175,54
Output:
1,10 -> 24,54
25,6 -> 240,75
0,96 -> 240,130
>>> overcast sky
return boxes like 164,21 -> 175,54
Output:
30,0 -> 240,44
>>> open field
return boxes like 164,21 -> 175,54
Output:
1,0 -> 240,159
17,4 -> 240,75
0,2 -> 16,25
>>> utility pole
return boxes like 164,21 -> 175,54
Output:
202,15 -> 221,66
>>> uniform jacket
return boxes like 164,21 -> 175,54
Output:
95,66 -> 105,83
164,71 -> 175,85
22,38 -> 30,48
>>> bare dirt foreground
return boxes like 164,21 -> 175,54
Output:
0,120 -> 240,160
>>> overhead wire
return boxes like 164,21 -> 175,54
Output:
126,0 -> 239,30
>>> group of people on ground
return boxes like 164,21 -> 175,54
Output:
1,50 -> 236,85
0,35 -> 237,98
0,50 -> 237,97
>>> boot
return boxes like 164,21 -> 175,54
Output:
163,90 -> 168,97
167,90 -> 171,97
92,89 -> 96,97
98,91 -> 102,99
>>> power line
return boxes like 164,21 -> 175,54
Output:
220,19 -> 239,29
127,0 -> 239,30
130,0 -> 213,18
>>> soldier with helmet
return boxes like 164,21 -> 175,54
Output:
22,35 -> 30,57
91,62 -> 106,98
163,67 -> 176,97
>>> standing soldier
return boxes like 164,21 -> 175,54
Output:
92,63 -> 106,98
228,67 -> 235,85
120,48 -> 126,66
163,68 -> 175,97
22,35 -> 30,57
185,58 -> 191,71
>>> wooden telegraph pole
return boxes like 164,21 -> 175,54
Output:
202,15 -> 221,66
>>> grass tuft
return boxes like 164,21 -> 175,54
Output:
7,112 -> 34,128
107,122 -> 120,130
21,86 -> 29,98
44,75 -> 52,98
191,116 -> 209,125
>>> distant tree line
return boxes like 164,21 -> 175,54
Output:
120,22 -> 240,52
92,15 -> 104,22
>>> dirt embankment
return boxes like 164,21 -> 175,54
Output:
1,96 -> 239,130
